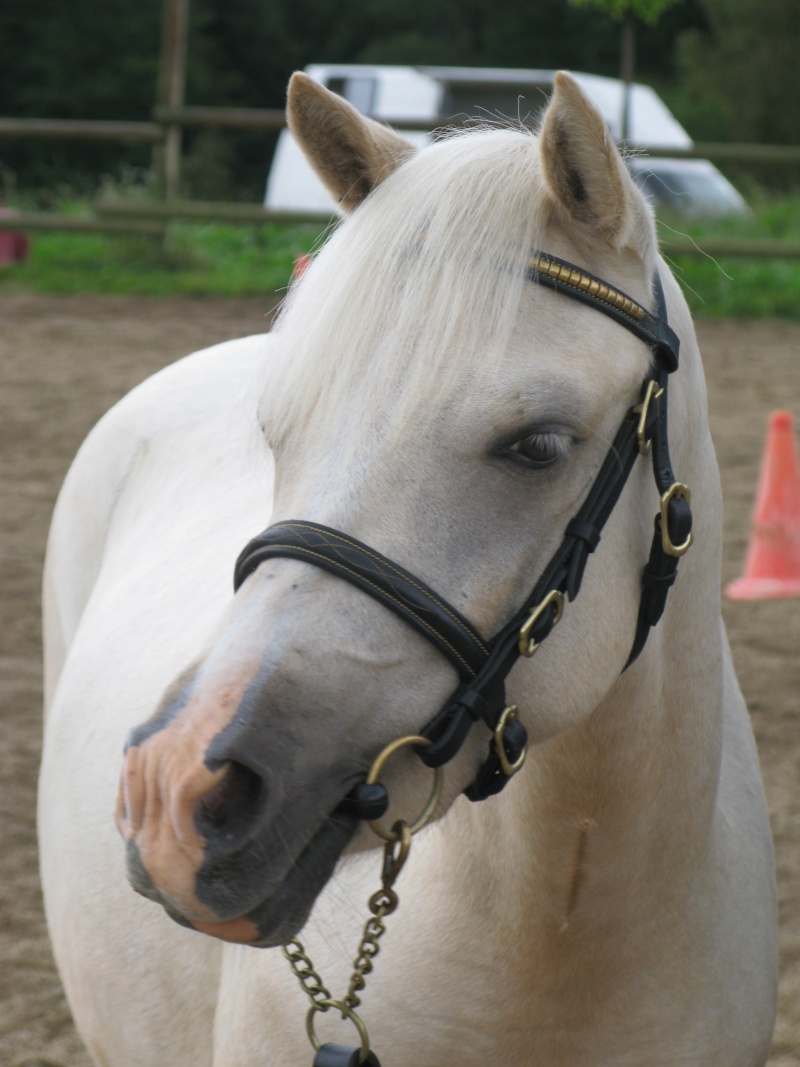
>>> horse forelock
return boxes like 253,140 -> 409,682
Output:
260,126 -> 562,449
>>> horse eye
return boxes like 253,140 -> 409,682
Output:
501,431 -> 569,469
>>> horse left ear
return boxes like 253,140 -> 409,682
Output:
540,71 -> 649,251
287,72 -> 417,213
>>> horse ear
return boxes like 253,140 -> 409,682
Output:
287,72 -> 417,213
540,71 -> 648,250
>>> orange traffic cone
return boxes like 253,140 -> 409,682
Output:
726,410 -> 800,599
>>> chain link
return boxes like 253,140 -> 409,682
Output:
282,938 -> 333,1010
345,897 -> 390,1010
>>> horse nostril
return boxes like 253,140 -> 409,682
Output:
195,760 -> 265,842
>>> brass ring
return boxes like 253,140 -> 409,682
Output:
366,735 -> 444,841
659,482 -> 694,557
493,705 -> 528,778
634,379 -> 664,457
306,999 -> 370,1063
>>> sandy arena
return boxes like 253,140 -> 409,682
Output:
1,294 -> 798,1065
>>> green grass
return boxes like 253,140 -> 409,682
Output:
0,217 -> 326,297
658,196 -> 800,319
668,254 -> 800,319
4,196 -> 800,317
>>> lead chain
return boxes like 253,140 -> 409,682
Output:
344,900 -> 390,1010
283,821 -> 411,1038
284,735 -> 442,1064
344,819 -> 410,1010
283,938 -> 333,1009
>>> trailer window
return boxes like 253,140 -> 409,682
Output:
327,77 -> 377,116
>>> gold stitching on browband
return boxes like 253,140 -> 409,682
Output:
530,255 -> 646,323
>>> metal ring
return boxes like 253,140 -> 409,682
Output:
493,705 -> 528,778
365,735 -> 444,842
634,380 -> 664,457
659,482 -> 693,557
518,589 -> 564,658
306,998 -> 371,1063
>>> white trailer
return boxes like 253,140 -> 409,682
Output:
266,64 -> 747,218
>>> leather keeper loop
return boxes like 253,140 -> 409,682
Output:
565,518 -> 601,551
418,704 -> 475,768
665,495 -> 693,545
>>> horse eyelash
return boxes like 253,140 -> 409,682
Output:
499,430 -> 573,468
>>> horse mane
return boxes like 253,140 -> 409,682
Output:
260,126 -> 561,451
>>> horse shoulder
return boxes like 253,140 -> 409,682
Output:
43,333 -> 271,710
39,334 -> 273,1067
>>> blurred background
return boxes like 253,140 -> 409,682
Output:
1,0 -> 797,202
1,0 -> 800,311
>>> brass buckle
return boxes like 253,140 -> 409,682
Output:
518,589 -> 564,657
494,705 -> 528,777
365,735 -> 443,842
634,380 -> 664,457
660,482 -> 693,557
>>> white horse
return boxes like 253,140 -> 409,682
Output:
39,72 -> 777,1066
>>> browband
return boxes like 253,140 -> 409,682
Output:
233,252 -> 692,812
529,254 -> 681,373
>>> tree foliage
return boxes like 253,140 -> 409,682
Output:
0,0 -> 793,200
566,0 -> 684,26
673,0 -> 800,146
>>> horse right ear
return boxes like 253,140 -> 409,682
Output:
287,72 -> 416,213
539,71 -> 652,255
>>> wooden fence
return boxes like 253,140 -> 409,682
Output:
3,105 -> 800,255
1,0 -> 799,256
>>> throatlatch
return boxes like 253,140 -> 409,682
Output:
232,252 -> 693,1066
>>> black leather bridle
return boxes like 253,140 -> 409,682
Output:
233,253 -> 693,818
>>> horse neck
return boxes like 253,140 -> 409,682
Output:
433,638 -> 723,983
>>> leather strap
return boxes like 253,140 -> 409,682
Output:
420,386 -> 653,797
234,520 -> 489,682
529,254 -> 680,372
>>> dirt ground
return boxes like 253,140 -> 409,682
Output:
0,295 -> 798,1066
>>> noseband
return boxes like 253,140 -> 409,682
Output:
234,253 -> 693,817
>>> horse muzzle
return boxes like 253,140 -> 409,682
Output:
115,649 -> 369,946
117,730 -> 359,944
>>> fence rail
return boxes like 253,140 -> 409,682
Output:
3,101 -> 800,257
5,108 -> 800,167
0,212 -> 164,235
153,104 -> 286,131
2,202 -> 794,258
95,200 -> 332,225
0,118 -> 164,143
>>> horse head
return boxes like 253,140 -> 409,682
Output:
116,71 -> 712,948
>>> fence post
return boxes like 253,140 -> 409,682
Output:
154,0 -> 189,202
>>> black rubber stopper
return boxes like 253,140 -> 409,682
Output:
336,781 -> 389,821
314,1043 -> 382,1067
